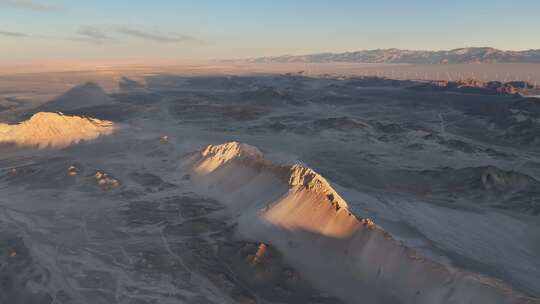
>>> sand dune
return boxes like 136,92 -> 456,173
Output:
0,112 -> 115,149
186,141 -> 538,304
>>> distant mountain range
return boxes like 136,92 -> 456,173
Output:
239,47 -> 540,64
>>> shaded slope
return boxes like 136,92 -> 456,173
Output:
36,82 -> 116,113
118,77 -> 145,91
185,142 -> 538,304
392,166 -> 540,215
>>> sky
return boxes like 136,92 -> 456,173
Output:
1,0 -> 540,63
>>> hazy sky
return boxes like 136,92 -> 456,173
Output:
1,0 -> 539,63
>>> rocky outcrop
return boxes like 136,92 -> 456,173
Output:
0,112 -> 115,149
193,141 -> 268,174
412,79 -> 535,95
193,142 -> 353,215
287,164 -> 349,211
187,142 -> 538,304
480,166 -> 535,192
94,171 -> 120,189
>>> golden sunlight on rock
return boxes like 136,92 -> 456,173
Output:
94,170 -> 120,189
0,112 -> 115,149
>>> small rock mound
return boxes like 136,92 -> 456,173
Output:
67,165 -> 79,176
159,135 -> 169,144
194,142 -> 268,174
0,112 -> 115,149
247,243 -> 269,266
94,171 -> 120,189
480,166 -> 535,192
201,142 -> 265,161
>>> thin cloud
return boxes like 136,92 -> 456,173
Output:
76,26 -> 115,44
0,30 -> 29,37
116,27 -> 203,44
1,25 -> 203,46
0,31 -> 111,45
0,0 -> 62,11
